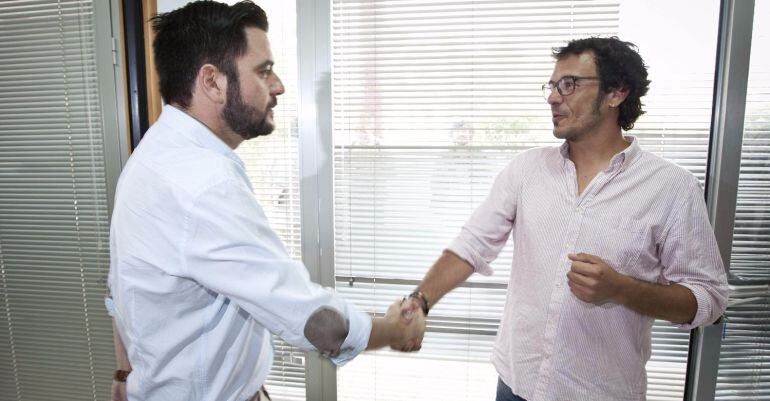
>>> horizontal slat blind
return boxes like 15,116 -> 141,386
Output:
0,1 -> 114,400
234,1 -> 305,399
716,2 -> 770,399
332,1 -> 719,400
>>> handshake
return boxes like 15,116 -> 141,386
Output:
368,294 -> 428,352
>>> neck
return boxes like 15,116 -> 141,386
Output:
567,125 -> 629,169
176,103 -> 243,149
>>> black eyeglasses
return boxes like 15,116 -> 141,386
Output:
542,75 -> 600,100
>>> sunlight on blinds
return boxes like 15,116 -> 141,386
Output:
236,1 -> 305,399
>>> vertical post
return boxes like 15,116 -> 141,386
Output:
685,1 -> 754,400
297,0 -> 337,400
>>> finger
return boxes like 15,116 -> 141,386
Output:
568,252 -> 600,264
568,280 -> 590,301
566,270 -> 594,287
569,260 -> 597,276
401,298 -> 420,312
400,308 -> 414,323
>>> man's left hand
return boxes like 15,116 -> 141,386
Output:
566,253 -> 627,304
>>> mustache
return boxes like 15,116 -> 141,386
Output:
268,97 -> 278,109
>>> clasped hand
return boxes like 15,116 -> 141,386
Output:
382,298 -> 426,352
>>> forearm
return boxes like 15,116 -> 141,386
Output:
614,277 -> 697,324
366,317 -> 397,350
417,250 -> 474,309
112,319 -> 131,371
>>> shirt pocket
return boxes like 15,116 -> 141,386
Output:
577,215 -> 648,277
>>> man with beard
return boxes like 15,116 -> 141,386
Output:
106,2 -> 424,401
401,37 -> 728,401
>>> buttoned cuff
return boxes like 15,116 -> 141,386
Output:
674,283 -> 719,330
447,238 -> 493,276
330,307 -> 372,366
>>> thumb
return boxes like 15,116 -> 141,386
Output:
400,308 -> 414,322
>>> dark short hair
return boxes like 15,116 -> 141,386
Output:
151,0 -> 269,108
552,36 -> 650,130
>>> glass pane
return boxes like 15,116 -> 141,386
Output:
715,1 -> 770,399
332,1 -> 720,400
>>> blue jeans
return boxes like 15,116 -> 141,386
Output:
496,378 -> 527,401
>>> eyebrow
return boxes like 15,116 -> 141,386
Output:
255,60 -> 274,71
548,75 -> 573,85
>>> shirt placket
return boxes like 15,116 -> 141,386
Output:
533,158 -> 625,400
532,161 -> 584,399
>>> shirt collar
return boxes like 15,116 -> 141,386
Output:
559,135 -> 641,173
158,104 -> 245,168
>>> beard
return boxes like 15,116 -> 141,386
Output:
221,72 -> 277,140
553,92 -> 604,141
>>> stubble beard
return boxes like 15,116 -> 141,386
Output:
552,92 -> 605,142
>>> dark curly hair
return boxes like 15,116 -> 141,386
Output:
552,37 -> 650,131
151,1 -> 268,108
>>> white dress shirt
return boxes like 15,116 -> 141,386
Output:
108,105 -> 371,401
449,137 -> 728,401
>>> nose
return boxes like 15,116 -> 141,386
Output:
270,73 -> 285,97
546,88 -> 562,105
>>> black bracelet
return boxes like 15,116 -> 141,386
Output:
408,290 -> 430,316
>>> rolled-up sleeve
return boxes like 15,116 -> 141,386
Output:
659,178 -> 729,329
183,178 -> 370,366
448,157 -> 521,276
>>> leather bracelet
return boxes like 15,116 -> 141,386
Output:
408,290 -> 430,316
114,369 -> 131,382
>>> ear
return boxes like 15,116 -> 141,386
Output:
196,64 -> 227,104
605,86 -> 630,109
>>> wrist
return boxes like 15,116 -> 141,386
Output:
612,273 -> 633,305
408,290 -> 430,316
367,316 -> 401,350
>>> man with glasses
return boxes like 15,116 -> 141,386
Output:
402,37 -> 728,401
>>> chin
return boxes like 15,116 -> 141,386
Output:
552,128 -> 567,139
552,128 -> 578,141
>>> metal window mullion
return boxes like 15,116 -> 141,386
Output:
685,1 -> 754,401
297,0 -> 337,400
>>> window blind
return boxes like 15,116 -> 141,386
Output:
234,1 -> 306,399
330,1 -> 719,400
0,1 -> 115,400
715,1 -> 770,398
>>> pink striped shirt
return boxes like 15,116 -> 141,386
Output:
448,136 -> 728,401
